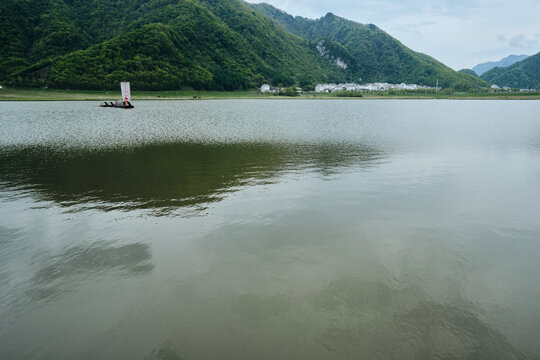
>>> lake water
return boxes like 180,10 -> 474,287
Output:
1,100 -> 540,359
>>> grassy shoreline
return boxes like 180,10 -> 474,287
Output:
1,88 -> 540,101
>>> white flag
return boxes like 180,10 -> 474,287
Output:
120,82 -> 131,102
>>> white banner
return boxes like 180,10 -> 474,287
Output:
120,82 -> 131,102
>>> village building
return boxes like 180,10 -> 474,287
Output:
315,82 -> 436,93
260,84 -> 271,93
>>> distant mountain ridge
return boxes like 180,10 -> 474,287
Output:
481,52 -> 540,89
0,0 -> 486,90
250,3 -> 487,90
473,55 -> 529,76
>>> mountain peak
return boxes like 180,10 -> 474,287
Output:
481,51 -> 540,88
251,4 -> 487,90
1,0 -> 489,91
473,54 -> 529,76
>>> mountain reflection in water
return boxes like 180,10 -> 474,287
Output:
28,242 -> 154,302
0,142 -> 384,215
1,100 -> 540,360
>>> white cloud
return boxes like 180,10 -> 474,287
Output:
497,33 -> 539,48
508,34 -> 539,47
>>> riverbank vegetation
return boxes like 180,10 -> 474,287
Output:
2,88 -> 539,101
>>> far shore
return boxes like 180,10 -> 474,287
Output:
1,88 -> 540,101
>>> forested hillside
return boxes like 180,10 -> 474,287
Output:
481,52 -> 540,89
459,69 -> 480,77
0,0 -> 487,90
1,0 -> 354,90
251,3 -> 488,90
473,54 -> 529,76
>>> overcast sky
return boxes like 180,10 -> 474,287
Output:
245,0 -> 540,70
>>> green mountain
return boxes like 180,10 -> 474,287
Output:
481,52 -> 540,89
459,69 -> 479,77
1,0 -> 352,90
250,3 -> 487,90
473,54 -> 529,76
0,0 -> 486,90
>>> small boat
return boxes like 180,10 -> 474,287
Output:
100,82 -> 134,109
100,100 -> 134,108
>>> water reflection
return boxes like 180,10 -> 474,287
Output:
144,344 -> 184,360
314,278 -> 526,359
28,242 -> 153,302
0,226 -> 20,291
129,277 -> 526,360
2,100 -> 540,359
0,225 -> 23,249
0,142 -> 384,214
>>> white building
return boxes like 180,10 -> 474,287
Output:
260,84 -> 271,93
315,82 -> 436,93
315,84 -> 325,92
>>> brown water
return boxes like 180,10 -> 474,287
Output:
1,100 -> 540,359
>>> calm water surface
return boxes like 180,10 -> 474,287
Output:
1,100 -> 540,359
